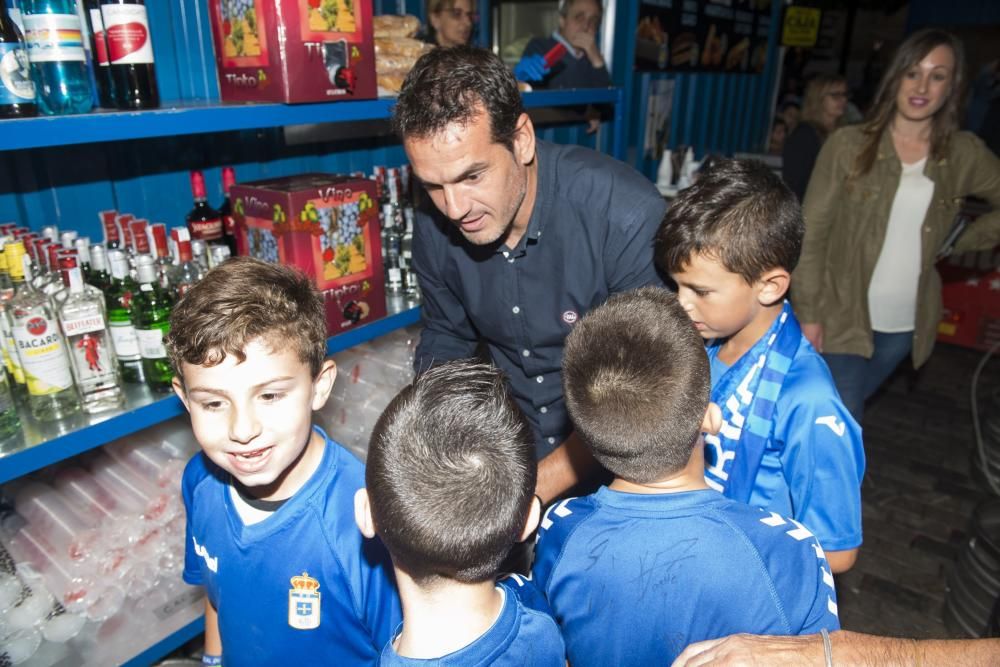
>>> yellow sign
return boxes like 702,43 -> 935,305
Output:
781,6 -> 822,48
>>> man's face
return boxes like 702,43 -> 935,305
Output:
174,339 -> 336,500
405,108 -> 534,246
559,0 -> 602,44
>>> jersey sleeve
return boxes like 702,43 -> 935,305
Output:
411,210 -> 480,373
530,496 -> 592,598
775,360 -> 866,552
181,452 -> 211,586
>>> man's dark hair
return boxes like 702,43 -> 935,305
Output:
655,158 -> 804,284
391,46 -> 525,151
366,361 -> 536,584
562,287 -> 709,484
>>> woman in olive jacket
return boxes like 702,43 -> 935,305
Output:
793,29 -> 1000,421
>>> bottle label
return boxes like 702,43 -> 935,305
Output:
12,315 -> 74,395
189,218 -> 223,241
101,4 -> 153,65
109,321 -> 141,360
0,44 -> 36,102
88,9 -> 110,66
23,13 -> 86,63
136,326 -> 167,359
62,314 -> 105,338
67,330 -> 118,387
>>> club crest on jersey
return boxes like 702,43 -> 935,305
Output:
288,572 -> 321,630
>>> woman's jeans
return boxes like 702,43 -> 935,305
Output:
822,331 -> 914,424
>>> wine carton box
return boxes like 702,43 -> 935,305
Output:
231,174 -> 386,335
207,0 -> 376,103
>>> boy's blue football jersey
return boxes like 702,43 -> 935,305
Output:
377,575 -> 565,666
182,427 -> 401,666
707,335 -> 865,552
532,487 -> 839,667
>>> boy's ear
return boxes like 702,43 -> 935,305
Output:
172,376 -> 190,412
518,494 -> 542,542
702,402 -> 723,435
756,268 -> 791,306
354,488 -> 377,539
311,359 -> 338,411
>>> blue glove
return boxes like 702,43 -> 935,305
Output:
513,54 -> 550,82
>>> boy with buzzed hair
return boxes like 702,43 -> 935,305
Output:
654,158 -> 865,573
167,257 -> 400,666
533,287 -> 840,667
355,360 -> 565,666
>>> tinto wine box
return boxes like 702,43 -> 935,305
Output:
207,0 -> 376,103
231,174 -> 386,334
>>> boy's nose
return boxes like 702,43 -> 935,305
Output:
229,408 -> 262,444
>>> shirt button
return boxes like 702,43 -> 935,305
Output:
503,251 -> 509,258
547,437 -> 556,445
522,349 -> 530,357
536,376 -> 543,383
540,406 -> 548,414
512,306 -> 520,314
508,258 -> 515,264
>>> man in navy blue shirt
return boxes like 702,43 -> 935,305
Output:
392,46 -> 666,502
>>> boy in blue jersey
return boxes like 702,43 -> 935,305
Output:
533,287 -> 840,666
654,158 -> 865,573
166,257 -> 401,667
354,360 -> 565,666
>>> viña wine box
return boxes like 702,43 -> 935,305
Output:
231,174 -> 387,334
208,0 -> 376,103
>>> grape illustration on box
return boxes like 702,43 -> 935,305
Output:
216,0 -> 269,66
302,0 -> 357,37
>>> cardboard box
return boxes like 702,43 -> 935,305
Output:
938,263 -> 1000,352
208,0 -> 376,103
231,174 -> 386,335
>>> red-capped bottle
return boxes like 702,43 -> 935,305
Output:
98,210 -> 122,249
186,170 -> 223,243
218,166 -> 239,257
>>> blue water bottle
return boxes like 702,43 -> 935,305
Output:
22,0 -> 92,115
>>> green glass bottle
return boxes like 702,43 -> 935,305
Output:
87,243 -> 113,292
106,249 -> 144,383
6,240 -> 81,421
0,369 -> 19,448
131,254 -> 174,392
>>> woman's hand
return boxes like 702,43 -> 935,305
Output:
801,322 -> 824,352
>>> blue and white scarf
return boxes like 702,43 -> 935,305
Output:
704,301 -> 801,503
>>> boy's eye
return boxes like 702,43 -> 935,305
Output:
260,392 -> 285,403
692,288 -> 710,297
201,400 -> 225,411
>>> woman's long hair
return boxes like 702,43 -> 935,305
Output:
853,29 -> 966,178
801,73 -> 847,139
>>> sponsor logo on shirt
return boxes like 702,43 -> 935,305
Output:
193,536 -> 218,573
814,415 -> 846,437
288,572 -> 322,630
562,310 -> 578,325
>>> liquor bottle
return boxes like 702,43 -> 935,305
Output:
167,227 -> 202,299
0,365 -> 19,443
82,0 -> 113,107
98,210 -> 121,249
0,240 -> 26,400
147,222 -> 170,289
87,243 -> 111,292
0,3 -> 38,118
73,236 -> 92,275
55,254 -> 123,413
58,229 -> 76,249
186,171 -> 223,244
131,254 -> 172,391
218,166 -> 239,257
6,240 -> 81,421
21,0 -> 92,116
99,0 -> 156,110
106,248 -> 143,383
208,243 -> 230,268
190,238 -> 209,273
40,223 -> 58,242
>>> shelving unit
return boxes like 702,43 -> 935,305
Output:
0,89 -> 625,158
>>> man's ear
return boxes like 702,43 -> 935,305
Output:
702,402 -> 723,436
518,494 -> 542,542
756,268 -> 791,307
512,112 -> 536,167
354,488 -> 376,539
311,359 -> 338,411
172,376 -> 190,412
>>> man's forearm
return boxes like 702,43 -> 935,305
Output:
535,431 -> 600,504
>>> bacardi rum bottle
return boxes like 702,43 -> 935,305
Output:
55,255 -> 123,414
106,248 -> 144,383
132,254 -> 173,392
6,240 -> 80,421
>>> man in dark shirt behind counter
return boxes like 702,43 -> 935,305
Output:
391,46 -> 666,503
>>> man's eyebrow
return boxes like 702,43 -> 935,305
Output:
417,162 -> 490,187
